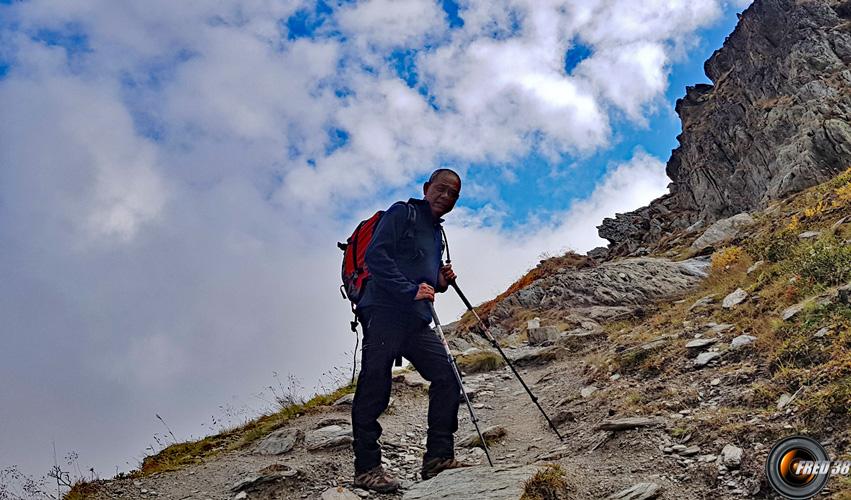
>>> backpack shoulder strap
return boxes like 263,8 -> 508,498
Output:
440,226 -> 450,263
388,200 -> 417,236
406,202 -> 417,227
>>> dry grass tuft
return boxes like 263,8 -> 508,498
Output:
64,480 -> 106,500
711,246 -> 746,273
455,350 -> 505,373
521,464 -> 574,500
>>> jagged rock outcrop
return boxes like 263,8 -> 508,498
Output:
485,256 -> 711,331
598,0 -> 851,256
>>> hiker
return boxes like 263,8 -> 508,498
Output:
351,168 -> 469,493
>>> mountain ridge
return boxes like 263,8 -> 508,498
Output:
597,0 -> 851,258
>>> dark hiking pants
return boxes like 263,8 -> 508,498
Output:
351,305 -> 461,474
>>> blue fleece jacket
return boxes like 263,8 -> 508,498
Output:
357,198 -> 445,322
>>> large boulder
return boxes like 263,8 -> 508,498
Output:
402,465 -> 541,500
487,257 -> 710,329
528,325 -> 560,345
690,213 -> 755,249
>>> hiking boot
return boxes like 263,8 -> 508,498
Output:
353,465 -> 401,493
421,457 -> 472,480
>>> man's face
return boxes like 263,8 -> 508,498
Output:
423,172 -> 461,218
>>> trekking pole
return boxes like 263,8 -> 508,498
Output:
446,279 -> 565,442
428,301 -> 494,467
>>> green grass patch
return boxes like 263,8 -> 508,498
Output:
136,382 -> 355,476
782,235 -> 851,292
669,426 -> 692,439
798,376 -> 851,425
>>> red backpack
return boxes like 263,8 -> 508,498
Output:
337,201 -> 448,374
337,201 -> 417,306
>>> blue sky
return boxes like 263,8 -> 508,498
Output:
0,0 -> 751,487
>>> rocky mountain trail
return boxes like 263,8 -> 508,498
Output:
86,283 -> 820,498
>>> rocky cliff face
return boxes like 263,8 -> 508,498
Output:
598,0 -> 851,256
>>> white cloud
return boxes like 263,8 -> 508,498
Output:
0,70 -> 167,247
576,42 -> 669,121
337,0 -> 446,49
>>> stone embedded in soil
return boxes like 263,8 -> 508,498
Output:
254,428 -> 303,455
776,393 -> 794,410
333,394 -> 355,406
839,283 -> 851,305
782,301 -> 807,320
580,386 -> 599,398
559,329 -> 606,350
320,486 -> 361,500
730,335 -> 757,349
315,417 -> 350,429
798,230 -> 821,239
639,338 -> 669,351
511,346 -> 564,366
305,425 -> 354,450
680,445 -> 701,457
706,323 -> 735,335
694,351 -> 720,367
457,425 -> 507,448
689,295 -> 716,312
402,465 -> 539,500
685,337 -> 718,354
814,327 -> 830,338
537,444 -> 571,461
606,482 -> 662,500
722,288 -> 748,308
721,444 -> 744,468
552,410 -> 575,427
594,417 -> 661,432
230,464 -> 298,492
746,260 -> 765,274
